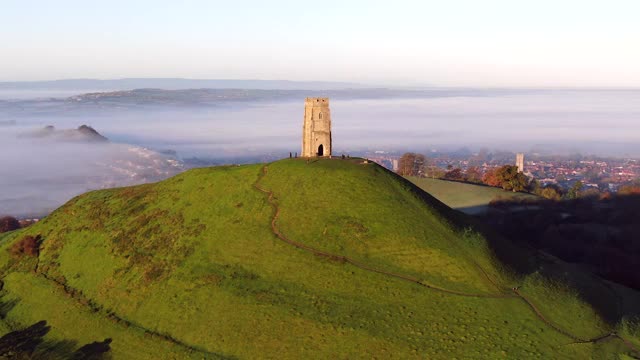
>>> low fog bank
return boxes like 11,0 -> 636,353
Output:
108,90 -> 640,158
5,89 -> 640,158
2,88 -> 640,216
0,127 -> 183,217
334,91 -> 640,156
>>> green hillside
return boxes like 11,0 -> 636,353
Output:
0,158 -> 638,359
407,177 -> 540,215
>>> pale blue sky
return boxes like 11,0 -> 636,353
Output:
1,0 -> 639,86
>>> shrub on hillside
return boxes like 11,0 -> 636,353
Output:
464,166 -> 483,183
483,165 -> 528,192
443,168 -> 464,181
18,219 -> 38,228
10,235 -> 40,257
538,185 -> 563,201
482,168 -> 502,187
397,152 -> 426,177
619,185 -> 640,195
0,216 -> 21,233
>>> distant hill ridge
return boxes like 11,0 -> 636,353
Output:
0,78 -> 368,91
64,88 -> 445,106
0,158 -> 638,358
21,124 -> 108,142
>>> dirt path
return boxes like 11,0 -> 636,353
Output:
253,164 -> 640,355
24,237 -> 225,358
253,166 -> 510,299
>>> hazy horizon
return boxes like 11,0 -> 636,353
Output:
2,0 -> 640,216
3,87 -> 640,157
2,1 -> 639,87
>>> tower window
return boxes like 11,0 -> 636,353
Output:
318,112 -> 323,119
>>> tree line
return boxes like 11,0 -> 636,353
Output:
484,191 -> 640,290
0,216 -> 21,233
396,152 -> 589,200
0,216 -> 37,234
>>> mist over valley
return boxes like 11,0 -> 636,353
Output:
2,84 -> 640,216
3,2 -> 640,358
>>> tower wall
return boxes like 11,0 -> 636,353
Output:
516,153 -> 525,173
302,97 -> 332,157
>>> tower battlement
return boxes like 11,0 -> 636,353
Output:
302,98 -> 332,157
304,97 -> 330,106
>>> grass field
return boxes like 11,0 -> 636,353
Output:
0,158 -> 637,358
407,177 -> 540,214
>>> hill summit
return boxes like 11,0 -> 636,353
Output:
22,124 -> 108,142
0,158 -> 638,359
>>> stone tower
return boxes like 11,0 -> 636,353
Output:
302,97 -> 332,157
516,153 -> 525,173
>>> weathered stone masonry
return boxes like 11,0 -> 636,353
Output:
302,97 -> 332,157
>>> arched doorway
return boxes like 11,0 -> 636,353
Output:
317,144 -> 324,156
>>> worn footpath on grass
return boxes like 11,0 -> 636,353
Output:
255,160 -> 640,354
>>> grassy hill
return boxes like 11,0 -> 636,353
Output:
407,177 -> 540,215
0,158 -> 638,359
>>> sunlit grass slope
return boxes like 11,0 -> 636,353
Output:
0,158 -> 637,359
407,177 -> 539,214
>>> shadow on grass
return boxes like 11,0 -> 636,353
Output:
378,164 -> 640,335
475,194 -> 640,326
0,318 -> 112,359
0,297 -> 19,319
378,163 -> 538,275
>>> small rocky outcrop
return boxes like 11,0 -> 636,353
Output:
22,125 -> 109,142
76,125 -> 109,142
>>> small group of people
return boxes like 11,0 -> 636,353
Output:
289,152 -> 351,159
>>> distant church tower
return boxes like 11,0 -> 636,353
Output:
516,153 -> 525,173
302,97 -> 332,157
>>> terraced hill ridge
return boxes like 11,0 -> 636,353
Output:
0,158 -> 638,359
406,176 -> 540,215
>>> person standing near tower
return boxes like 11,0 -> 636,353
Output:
302,98 -> 332,157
